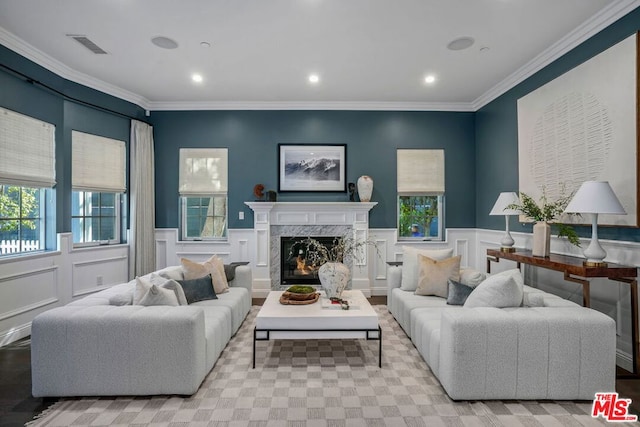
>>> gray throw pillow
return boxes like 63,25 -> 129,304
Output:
446,279 -> 474,305
178,275 -> 218,304
138,284 -> 180,306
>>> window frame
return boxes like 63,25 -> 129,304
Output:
180,194 -> 228,241
71,190 -> 122,247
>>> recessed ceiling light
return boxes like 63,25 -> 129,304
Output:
151,36 -> 178,49
447,36 -> 475,51
200,41 -> 211,48
424,75 -> 436,84
192,74 -> 203,83
308,74 -> 320,84
480,46 -> 490,53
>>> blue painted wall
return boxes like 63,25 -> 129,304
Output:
150,110 -> 476,229
0,45 -> 146,235
2,4 -> 639,241
476,7 -> 640,241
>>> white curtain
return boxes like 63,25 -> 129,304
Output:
129,120 -> 156,278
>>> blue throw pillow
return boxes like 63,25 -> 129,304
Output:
446,278 -> 474,305
178,275 -> 217,304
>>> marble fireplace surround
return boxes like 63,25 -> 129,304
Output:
245,202 -> 377,295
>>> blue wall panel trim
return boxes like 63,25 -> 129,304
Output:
150,110 -> 476,230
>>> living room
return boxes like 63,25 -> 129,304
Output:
1,1 -> 640,425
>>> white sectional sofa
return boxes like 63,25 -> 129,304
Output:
387,260 -> 617,401
31,264 -> 252,397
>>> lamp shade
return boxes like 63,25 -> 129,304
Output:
564,181 -> 626,214
490,192 -> 521,216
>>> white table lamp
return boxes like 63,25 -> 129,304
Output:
564,181 -> 626,266
490,192 -> 521,252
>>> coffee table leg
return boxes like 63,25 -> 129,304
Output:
253,327 -> 256,369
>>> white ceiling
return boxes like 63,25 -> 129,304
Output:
0,0 -> 638,111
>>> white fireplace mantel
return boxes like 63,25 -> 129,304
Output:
244,202 -> 377,296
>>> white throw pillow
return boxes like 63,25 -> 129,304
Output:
459,268 -> 487,288
134,277 -> 180,306
463,269 -> 524,308
149,273 -> 188,305
400,246 -> 454,291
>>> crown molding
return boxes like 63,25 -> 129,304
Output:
146,100 -> 475,112
0,26 -> 151,110
1,0 -> 638,113
472,0 -> 640,110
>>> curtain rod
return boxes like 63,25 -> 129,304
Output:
0,63 -> 151,125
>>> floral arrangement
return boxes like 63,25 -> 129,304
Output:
291,234 -> 378,266
507,188 -> 581,246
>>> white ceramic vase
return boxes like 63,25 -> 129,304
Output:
357,175 -> 373,202
318,262 -> 350,299
532,221 -> 551,257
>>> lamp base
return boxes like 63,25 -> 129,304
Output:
500,247 -> 516,253
584,260 -> 607,267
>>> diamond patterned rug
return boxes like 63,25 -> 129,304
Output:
27,306 -> 629,426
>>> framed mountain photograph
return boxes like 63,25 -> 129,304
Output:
278,144 -> 346,192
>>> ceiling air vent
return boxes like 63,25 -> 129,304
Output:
67,34 -> 108,54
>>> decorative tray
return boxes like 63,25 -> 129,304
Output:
279,292 -> 320,305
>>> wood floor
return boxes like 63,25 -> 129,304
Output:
1,296 -> 637,426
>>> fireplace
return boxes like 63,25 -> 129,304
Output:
280,236 -> 339,286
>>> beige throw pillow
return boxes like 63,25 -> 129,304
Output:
400,246 -> 455,291
181,255 -> 229,294
415,255 -> 461,298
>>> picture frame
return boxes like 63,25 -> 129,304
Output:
278,144 -> 346,192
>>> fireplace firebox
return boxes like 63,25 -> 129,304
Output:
280,236 -> 339,286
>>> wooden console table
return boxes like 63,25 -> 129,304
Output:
487,249 -> 639,375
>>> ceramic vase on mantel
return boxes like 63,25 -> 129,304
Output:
357,175 -> 373,202
532,221 -> 551,257
318,262 -> 350,299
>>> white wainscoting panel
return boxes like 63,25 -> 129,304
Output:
0,233 -> 129,347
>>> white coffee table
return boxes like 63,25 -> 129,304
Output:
254,290 -> 381,367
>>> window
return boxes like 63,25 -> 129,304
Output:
179,148 -> 228,240
0,108 -> 55,256
72,192 -> 120,244
397,149 -> 444,240
71,131 -> 126,245
0,186 -> 45,254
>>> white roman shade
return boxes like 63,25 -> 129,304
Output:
397,149 -> 445,195
179,148 -> 228,195
72,130 -> 126,192
0,107 -> 56,187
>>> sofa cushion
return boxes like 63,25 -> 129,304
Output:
464,269 -> 524,308
400,246 -> 454,291
446,279 -> 474,305
415,255 -> 461,297
181,255 -> 229,294
178,275 -> 218,304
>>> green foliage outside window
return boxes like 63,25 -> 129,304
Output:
0,185 -> 39,232
398,195 -> 440,239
